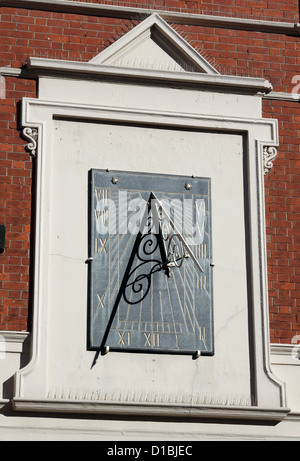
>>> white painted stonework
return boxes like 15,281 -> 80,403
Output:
1,14 -> 300,440
89,13 -> 219,74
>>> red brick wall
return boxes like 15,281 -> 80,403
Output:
263,99 -> 300,343
0,73 -> 36,331
0,2 -> 299,341
170,24 -> 298,92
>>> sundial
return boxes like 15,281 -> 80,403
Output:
88,169 -> 214,356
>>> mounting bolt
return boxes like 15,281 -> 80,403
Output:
111,177 -> 118,184
184,182 -> 192,190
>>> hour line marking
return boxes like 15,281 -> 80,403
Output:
199,327 -> 206,341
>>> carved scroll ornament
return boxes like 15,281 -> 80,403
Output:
263,146 -> 277,175
23,127 -> 38,157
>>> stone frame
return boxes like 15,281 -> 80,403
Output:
12,15 -> 288,421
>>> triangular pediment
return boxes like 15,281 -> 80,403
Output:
89,14 -> 219,74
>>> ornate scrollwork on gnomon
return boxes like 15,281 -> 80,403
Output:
123,232 -> 164,305
23,127 -> 38,157
263,146 -> 277,175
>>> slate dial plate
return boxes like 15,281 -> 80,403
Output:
88,169 -> 214,355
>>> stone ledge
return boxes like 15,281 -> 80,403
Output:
26,57 -> 273,94
12,397 -> 291,422
0,331 -> 30,354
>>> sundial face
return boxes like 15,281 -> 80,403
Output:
88,169 -> 214,356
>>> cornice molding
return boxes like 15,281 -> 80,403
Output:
0,330 -> 29,353
263,92 -> 300,102
12,397 -> 290,422
26,56 -> 273,94
1,0 -> 300,36
0,67 -> 21,77
271,344 -> 300,366
1,67 -> 298,103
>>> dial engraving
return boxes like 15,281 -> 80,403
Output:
88,170 -> 214,356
